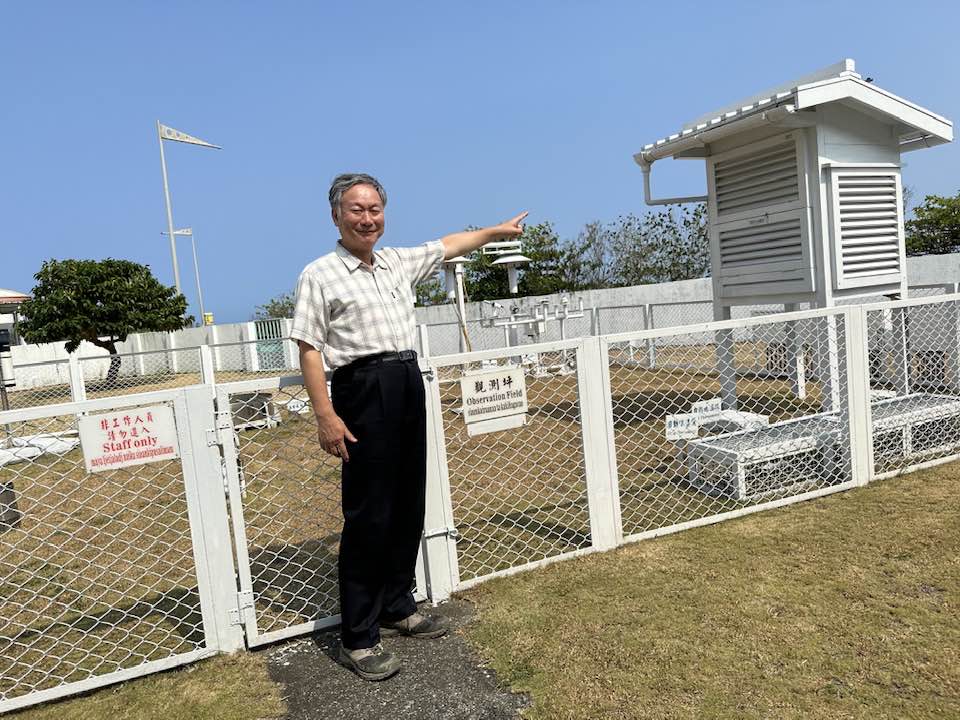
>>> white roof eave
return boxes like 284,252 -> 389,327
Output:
638,72 -> 952,164
794,77 -> 953,142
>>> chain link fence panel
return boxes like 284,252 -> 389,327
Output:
606,310 -> 853,539
217,378 -> 346,645
0,396 -> 212,711
433,343 -> 591,584
865,296 -> 960,477
2,360 -> 73,411
213,341 -> 298,385
79,348 -> 203,400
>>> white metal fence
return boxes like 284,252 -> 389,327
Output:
3,294 -> 960,712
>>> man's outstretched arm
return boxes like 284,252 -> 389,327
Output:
440,211 -> 528,260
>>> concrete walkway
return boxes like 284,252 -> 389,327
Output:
265,599 -> 527,720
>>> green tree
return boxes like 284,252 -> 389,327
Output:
19,259 -> 190,385
608,204 -> 710,285
906,192 -> 960,255
415,276 -> 447,306
253,291 -> 295,319
463,222 -> 572,301
563,220 -> 616,291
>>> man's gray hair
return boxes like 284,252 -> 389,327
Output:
328,173 -> 387,219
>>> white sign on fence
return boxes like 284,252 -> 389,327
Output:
79,404 -> 180,473
665,413 -> 700,440
691,397 -> 723,421
665,397 -> 724,440
460,366 -> 528,435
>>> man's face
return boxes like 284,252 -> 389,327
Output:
334,183 -> 385,258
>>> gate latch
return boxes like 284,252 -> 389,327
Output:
228,590 -> 255,626
423,526 -> 460,541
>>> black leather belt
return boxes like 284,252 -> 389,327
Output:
336,349 -> 418,374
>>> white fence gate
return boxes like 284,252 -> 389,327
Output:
0,387 -> 243,714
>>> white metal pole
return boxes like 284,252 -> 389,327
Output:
454,264 -> 468,353
191,232 -> 206,322
157,121 -> 182,294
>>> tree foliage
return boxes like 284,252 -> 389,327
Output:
455,206 -> 710,302
19,259 -> 189,383
253,291 -> 296,319
905,192 -> 960,256
607,205 -> 710,285
415,277 -> 447,306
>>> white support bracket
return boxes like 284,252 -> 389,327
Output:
423,525 -> 460,540
228,591 -> 255,627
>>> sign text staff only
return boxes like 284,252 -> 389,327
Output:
78,405 -> 181,473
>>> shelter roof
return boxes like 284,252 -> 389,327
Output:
637,59 -> 952,163
0,288 -> 30,314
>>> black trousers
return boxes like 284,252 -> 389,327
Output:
330,355 -> 426,650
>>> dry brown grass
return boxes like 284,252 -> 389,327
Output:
10,652 -> 285,720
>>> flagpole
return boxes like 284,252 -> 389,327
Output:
157,120 -> 182,294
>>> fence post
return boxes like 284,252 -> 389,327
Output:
576,337 -> 622,551
199,344 -> 216,397
244,322 -> 260,373
281,319 -> 299,370
210,324 -> 223,372
590,307 -> 601,336
168,332 -> 180,374
419,359 -> 459,602
134,334 -> 148,377
175,385 -> 246,653
67,353 -> 86,403
844,306 -> 873,486
888,307 -> 910,396
714,306 -> 738,410
784,303 -> 807,400
630,303 -> 657,370
418,324 -> 431,359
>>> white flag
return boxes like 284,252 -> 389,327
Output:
159,123 -> 221,149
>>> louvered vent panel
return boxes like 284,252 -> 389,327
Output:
714,141 -> 800,217
719,217 -> 804,271
836,173 -> 901,281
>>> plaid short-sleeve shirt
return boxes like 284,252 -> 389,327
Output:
289,240 -> 445,370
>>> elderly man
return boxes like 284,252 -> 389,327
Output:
291,173 -> 525,681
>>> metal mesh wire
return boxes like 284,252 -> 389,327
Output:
0,402 -> 205,703
596,305 -> 648,335
436,348 -> 591,582
650,301 -> 714,329
222,382 -> 342,639
213,341 -> 298,384
607,312 -> 851,537
80,349 -> 203,400
866,298 -> 960,476
2,361 -> 72,411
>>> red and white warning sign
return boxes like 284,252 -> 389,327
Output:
78,405 -> 180,473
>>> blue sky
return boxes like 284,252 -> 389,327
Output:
2,1 -> 957,322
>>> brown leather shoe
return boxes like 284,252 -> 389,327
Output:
379,612 -> 447,639
337,643 -> 401,681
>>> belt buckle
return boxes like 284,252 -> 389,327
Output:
398,350 -> 416,361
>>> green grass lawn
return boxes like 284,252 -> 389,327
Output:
462,463 -> 960,720
10,653 -> 285,720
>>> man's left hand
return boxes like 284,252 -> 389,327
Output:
495,211 -> 528,240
